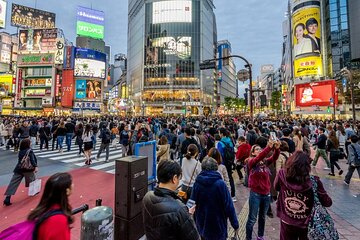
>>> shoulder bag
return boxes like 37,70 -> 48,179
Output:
307,176 -> 339,240
178,161 -> 198,201
19,150 -> 35,171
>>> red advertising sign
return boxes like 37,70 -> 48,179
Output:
295,80 -> 338,107
55,74 -> 60,97
61,70 -> 74,107
17,69 -> 23,100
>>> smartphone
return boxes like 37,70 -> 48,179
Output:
270,132 -> 278,141
186,199 -> 196,209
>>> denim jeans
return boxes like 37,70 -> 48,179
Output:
246,191 -> 271,240
57,136 -> 65,150
66,133 -> 73,151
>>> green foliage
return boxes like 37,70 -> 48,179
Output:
270,91 -> 281,111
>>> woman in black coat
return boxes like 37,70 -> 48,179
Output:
3,138 -> 38,206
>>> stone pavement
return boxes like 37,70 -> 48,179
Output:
230,157 -> 360,240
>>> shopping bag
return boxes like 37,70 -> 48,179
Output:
28,179 -> 42,196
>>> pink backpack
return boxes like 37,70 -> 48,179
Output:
0,210 -> 63,240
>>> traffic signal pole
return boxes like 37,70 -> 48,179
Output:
200,55 -> 253,120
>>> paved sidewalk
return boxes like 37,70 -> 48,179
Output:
230,157 -> 360,240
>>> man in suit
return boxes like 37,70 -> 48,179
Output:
305,18 -> 321,53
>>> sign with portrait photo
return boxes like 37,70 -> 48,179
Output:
19,28 -> 58,53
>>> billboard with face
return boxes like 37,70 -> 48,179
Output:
295,80 -> 337,107
74,59 -> 106,79
11,3 -> 56,29
292,0 -> 323,78
75,79 -> 102,100
19,29 -> 58,52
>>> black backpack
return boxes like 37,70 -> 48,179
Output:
221,140 -> 235,166
102,129 -> 111,144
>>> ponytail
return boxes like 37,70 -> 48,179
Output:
185,144 -> 199,160
185,151 -> 192,160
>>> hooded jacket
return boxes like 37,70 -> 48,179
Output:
217,137 -> 234,163
275,169 -> 332,228
191,171 -> 239,240
142,187 -> 200,240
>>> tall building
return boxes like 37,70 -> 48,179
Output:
324,0 -> 351,75
127,0 -> 217,115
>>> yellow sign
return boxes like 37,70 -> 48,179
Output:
0,75 -> 13,93
294,56 -> 323,77
292,3 -> 323,77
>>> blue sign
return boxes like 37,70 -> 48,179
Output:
76,80 -> 86,99
342,78 -> 347,86
75,48 -> 106,62
77,6 -> 105,26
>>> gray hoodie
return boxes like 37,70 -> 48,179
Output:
347,142 -> 360,166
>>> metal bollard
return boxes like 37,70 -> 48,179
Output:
96,198 -> 102,206
72,204 -> 89,215
80,206 -> 114,240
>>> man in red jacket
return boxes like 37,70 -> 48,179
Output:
235,136 -> 251,182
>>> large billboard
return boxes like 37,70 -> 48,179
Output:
61,70 -> 74,107
17,53 -> 54,66
11,3 -> 56,29
0,1 -> 6,29
19,29 -> 58,52
153,0 -> 192,24
0,75 -> 13,93
295,80 -> 337,107
75,79 -> 102,100
151,36 -> 191,59
292,0 -> 323,78
76,6 -> 104,39
74,48 -> 106,79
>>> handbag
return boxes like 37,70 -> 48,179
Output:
28,179 -> 42,196
19,150 -> 35,171
307,176 -> 339,240
178,161 -> 198,201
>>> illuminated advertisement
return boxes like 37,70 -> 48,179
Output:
61,70 -> 74,107
18,54 -> 54,66
11,3 -> 56,29
151,36 -> 191,59
295,80 -> 337,107
75,79 -> 101,100
63,46 -> 75,69
24,78 -> 52,87
19,29 -> 58,52
0,1 -> 6,29
0,75 -> 13,93
73,101 -> 101,111
153,0 -> 192,24
74,59 -> 106,79
77,6 -> 104,39
292,0 -> 323,77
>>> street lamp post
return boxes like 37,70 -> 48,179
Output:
341,67 -> 356,123
141,101 -> 145,117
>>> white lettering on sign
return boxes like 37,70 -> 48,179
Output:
79,26 -> 103,34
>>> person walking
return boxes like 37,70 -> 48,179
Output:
245,140 -> 280,240
156,135 -> 170,163
275,151 -> 333,240
235,136 -> 251,182
39,121 -> 51,151
336,124 -> 347,159
55,121 -> 67,153
75,123 -> 84,156
327,131 -> 343,176
119,124 -> 130,155
3,138 -> 38,206
344,135 -> 360,185
0,120 -> 6,146
312,127 -> 331,170
29,120 -> 39,148
180,144 -> 201,203
27,172 -> 73,240
206,147 -> 231,193
190,157 -> 239,240
293,127 -> 304,151
65,118 -> 75,152
51,119 -> 59,151
82,124 -> 94,165
142,160 -> 200,240
97,124 -> 111,162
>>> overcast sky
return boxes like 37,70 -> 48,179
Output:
4,0 -> 288,81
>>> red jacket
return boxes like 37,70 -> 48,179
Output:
247,147 -> 280,195
38,205 -> 71,240
236,143 -> 251,163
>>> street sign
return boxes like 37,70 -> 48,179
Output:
199,61 -> 216,70
237,69 -> 249,82
330,97 -> 334,103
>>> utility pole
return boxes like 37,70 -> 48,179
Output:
341,67 -> 356,124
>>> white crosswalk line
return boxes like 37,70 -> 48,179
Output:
106,169 -> 116,174
52,149 -> 123,161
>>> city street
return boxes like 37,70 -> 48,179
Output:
1,146 -> 359,239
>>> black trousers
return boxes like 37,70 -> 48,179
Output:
225,163 -> 235,197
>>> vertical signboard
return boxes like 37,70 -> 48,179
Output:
64,46 -> 75,69
17,69 -> 23,100
76,6 -> 105,39
61,70 -> 74,107
0,1 -> 6,29
54,38 -> 64,65
292,0 -> 323,78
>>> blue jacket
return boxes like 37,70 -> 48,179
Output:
190,171 -> 239,240
217,137 -> 234,162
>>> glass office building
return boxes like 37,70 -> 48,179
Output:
127,0 -> 217,115
324,0 -> 351,75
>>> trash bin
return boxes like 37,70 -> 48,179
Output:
80,206 -> 114,240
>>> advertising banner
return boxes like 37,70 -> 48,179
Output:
76,6 -> 105,39
18,53 -> 54,66
75,79 -> 102,100
151,36 -> 191,59
73,101 -> 101,110
75,48 -> 106,62
292,0 -> 323,77
153,0 -> 192,24
19,28 -> 58,52
17,69 -> 22,100
0,1 -> 6,29
54,38 -> 65,65
0,75 -> 12,93
61,70 -> 74,107
11,3 -> 56,29
74,59 -> 106,79
295,80 -> 337,107
64,46 -> 75,69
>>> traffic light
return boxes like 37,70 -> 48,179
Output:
244,93 -> 248,106
327,106 -> 331,113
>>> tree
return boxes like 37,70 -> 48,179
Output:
270,91 -> 281,114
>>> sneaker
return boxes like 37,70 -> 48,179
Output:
328,173 -> 335,176
267,211 -> 274,218
323,167 -> 330,170
105,159 -> 109,163
232,197 -> 237,202
311,165 -> 316,168
257,237 -> 265,240
339,170 -> 343,175
344,180 -> 350,185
